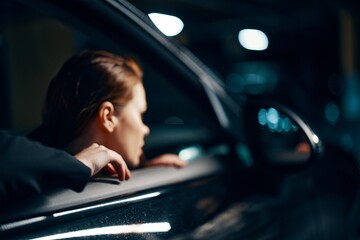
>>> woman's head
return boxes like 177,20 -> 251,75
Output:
42,50 -> 149,167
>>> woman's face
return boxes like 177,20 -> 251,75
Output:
107,83 -> 150,168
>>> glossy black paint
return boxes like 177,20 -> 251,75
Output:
5,174 -> 238,239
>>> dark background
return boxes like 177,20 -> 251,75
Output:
131,0 -> 360,157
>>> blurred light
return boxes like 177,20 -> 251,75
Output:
226,62 -> 278,95
33,222 -> 171,240
236,143 -> 253,167
312,134 -> 319,144
0,216 -> 46,231
238,29 -> 268,51
276,119 -> 283,132
54,192 -> 160,217
225,73 -> 244,93
266,108 -> 279,124
325,101 -> 340,125
292,124 -> 299,132
258,108 -> 299,133
148,13 -> 184,36
340,133 -> 354,151
179,146 -> 202,161
343,73 -> 360,119
266,108 -> 279,131
258,108 -> 267,125
282,117 -> 292,132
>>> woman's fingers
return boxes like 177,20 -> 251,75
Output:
110,162 -> 131,181
145,154 -> 187,168
104,164 -> 117,175
107,149 -> 131,181
75,144 -> 131,181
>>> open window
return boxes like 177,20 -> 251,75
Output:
0,0 -> 240,234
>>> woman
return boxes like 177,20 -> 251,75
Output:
29,50 -> 185,179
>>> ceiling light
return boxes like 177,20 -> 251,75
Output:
238,29 -> 269,51
148,13 -> 184,37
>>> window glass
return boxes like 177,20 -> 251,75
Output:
0,1 -> 220,152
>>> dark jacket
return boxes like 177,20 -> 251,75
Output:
0,131 -> 90,203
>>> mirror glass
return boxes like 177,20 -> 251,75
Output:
257,107 -> 311,164
245,102 -> 322,166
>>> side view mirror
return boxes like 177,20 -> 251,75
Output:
244,100 -> 323,169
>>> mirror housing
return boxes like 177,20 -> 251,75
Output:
244,100 -> 323,170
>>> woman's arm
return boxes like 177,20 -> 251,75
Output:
0,132 -> 130,203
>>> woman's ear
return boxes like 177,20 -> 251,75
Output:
98,101 -> 118,132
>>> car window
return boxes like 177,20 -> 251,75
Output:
0,0 -> 221,136
4,0 -> 237,162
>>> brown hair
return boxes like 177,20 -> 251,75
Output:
31,50 -> 143,148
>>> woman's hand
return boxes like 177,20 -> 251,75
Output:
144,154 -> 187,168
74,143 -> 131,181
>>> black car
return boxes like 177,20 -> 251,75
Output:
0,0 -> 358,239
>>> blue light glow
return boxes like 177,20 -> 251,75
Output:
257,108 -> 298,133
325,101 -> 340,124
179,146 -> 202,161
258,108 -> 267,125
266,108 -> 279,130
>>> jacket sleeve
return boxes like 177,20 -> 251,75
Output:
0,131 -> 91,202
